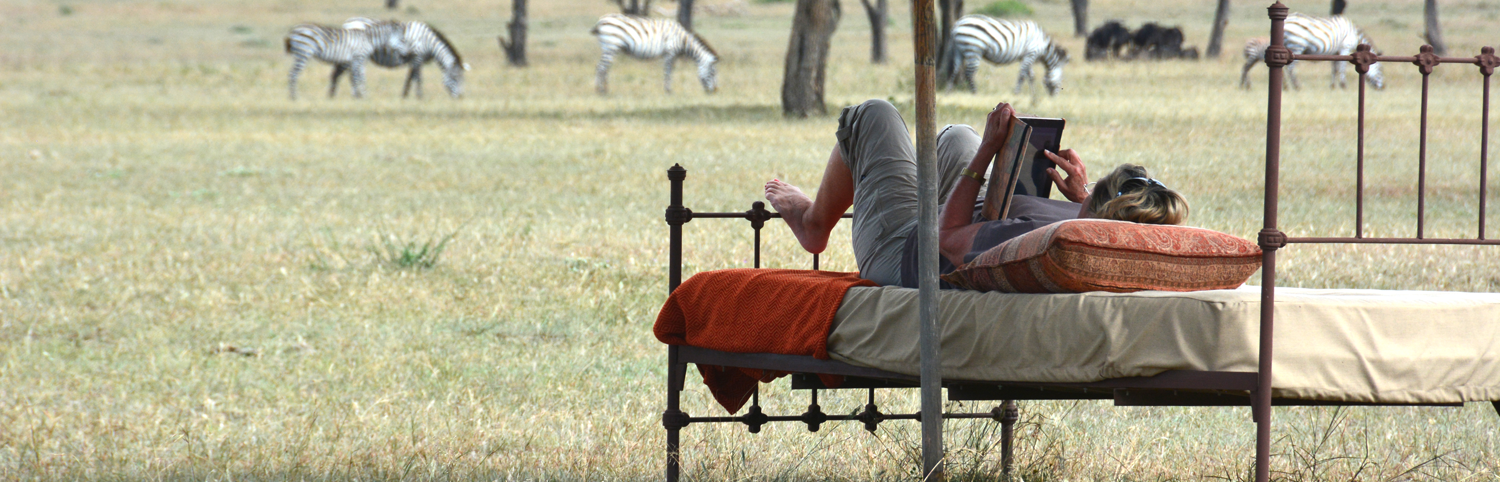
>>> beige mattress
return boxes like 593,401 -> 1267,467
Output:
827,285 -> 1500,404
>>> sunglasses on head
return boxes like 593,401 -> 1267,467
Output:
1117,177 -> 1166,197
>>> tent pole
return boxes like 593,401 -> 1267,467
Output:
911,0 -> 944,479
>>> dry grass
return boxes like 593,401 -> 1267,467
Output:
2,0 -> 1499,480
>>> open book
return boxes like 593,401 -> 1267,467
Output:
979,116 -> 1036,221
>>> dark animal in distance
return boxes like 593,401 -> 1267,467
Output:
1130,22 -> 1190,59
1086,21 -> 1197,61
1085,20 -> 1132,61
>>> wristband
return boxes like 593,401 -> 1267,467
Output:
960,167 -> 985,183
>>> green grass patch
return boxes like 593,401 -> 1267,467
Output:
973,0 -> 1033,17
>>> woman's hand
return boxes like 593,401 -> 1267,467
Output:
1045,149 -> 1091,204
975,102 -> 1017,161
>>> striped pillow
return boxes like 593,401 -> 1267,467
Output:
941,219 -> 1263,293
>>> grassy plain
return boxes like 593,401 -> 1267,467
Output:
2,0 -> 1499,479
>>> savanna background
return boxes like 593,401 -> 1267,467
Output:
3,0 -> 1499,479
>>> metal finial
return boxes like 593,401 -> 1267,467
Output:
1267,2 -> 1289,20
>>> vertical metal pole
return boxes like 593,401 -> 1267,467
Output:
1357,74 -> 1366,238
1000,400 -> 1018,476
1482,65 -> 1491,240
1419,70 -> 1431,238
754,224 -> 762,268
665,165 -> 688,482
912,0 -> 944,479
1256,5 -> 1289,482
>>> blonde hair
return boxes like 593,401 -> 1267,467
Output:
1086,164 -> 1189,225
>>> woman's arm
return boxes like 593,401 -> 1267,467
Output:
939,103 -> 1015,266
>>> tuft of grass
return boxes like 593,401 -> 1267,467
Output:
974,0 -> 1033,17
368,224 -> 465,270
58,5 -> 73,15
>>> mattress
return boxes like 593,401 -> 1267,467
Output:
826,285 -> 1500,404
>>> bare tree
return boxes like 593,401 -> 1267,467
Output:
1070,0 -> 1088,37
679,0 -> 695,31
783,0 -> 841,117
1206,0 -> 1230,57
859,0 -> 887,63
1424,0 -> 1446,55
935,0 -> 963,87
499,0 -> 528,66
612,0 -> 653,16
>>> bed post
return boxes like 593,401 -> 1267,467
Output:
664,164 -> 691,482
1255,4 -> 1290,482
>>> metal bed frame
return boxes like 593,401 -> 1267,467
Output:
659,4 -> 1500,481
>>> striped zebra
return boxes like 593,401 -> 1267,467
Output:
343,18 -> 469,99
1239,38 -> 1270,89
946,15 -> 1069,95
590,14 -> 718,94
1239,13 -> 1385,90
285,24 -> 401,99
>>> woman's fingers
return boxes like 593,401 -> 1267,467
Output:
1045,167 -> 1065,186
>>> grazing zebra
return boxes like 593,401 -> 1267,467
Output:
1239,13 -> 1385,90
947,15 -> 1069,95
285,24 -> 399,99
1239,38 -> 1270,89
343,18 -> 469,99
590,14 -> 718,94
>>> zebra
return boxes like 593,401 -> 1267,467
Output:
343,18 -> 469,99
1239,38 -> 1270,89
590,14 -> 718,94
946,15 -> 1069,95
285,24 -> 404,100
1239,13 -> 1385,90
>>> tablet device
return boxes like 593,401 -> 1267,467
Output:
1015,116 -> 1066,198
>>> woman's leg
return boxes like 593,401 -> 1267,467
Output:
765,146 -> 853,255
767,99 -> 916,285
936,124 -> 981,206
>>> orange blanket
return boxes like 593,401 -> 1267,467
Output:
654,269 -> 877,413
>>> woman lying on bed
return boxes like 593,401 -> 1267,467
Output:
764,99 -> 1189,288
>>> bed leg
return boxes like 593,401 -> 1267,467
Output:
999,399 -> 1019,477
664,346 -> 688,482
1253,388 -> 1271,482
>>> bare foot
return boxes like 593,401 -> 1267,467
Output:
764,178 -> 823,253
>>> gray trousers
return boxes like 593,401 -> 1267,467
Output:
835,99 -> 978,286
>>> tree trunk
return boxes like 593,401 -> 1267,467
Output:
614,0 -> 652,15
678,0 -> 695,31
1070,0 -> 1088,37
1331,0 -> 1346,15
1206,0 -> 1230,58
1424,0 -> 1446,56
860,0 -> 887,63
935,0 -> 963,87
499,0 -> 528,66
782,0 -> 841,117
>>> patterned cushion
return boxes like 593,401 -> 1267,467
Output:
941,219 -> 1263,293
